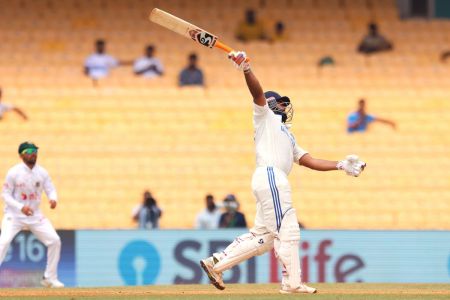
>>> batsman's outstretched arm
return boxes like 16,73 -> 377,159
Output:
228,51 -> 265,106
300,153 -> 367,177
299,154 -> 338,171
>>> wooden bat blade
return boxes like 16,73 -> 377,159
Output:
149,8 -> 218,48
149,8 -> 249,61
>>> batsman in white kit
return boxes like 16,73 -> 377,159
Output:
0,142 -> 64,288
200,51 -> 366,294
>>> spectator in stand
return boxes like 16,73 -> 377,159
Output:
235,9 -> 267,42
195,194 -> 222,229
84,39 -> 130,84
440,50 -> 450,63
134,45 -> 164,78
347,99 -> 396,133
219,194 -> 247,228
179,53 -> 204,87
357,23 -> 393,54
0,87 -> 28,121
132,190 -> 162,229
270,21 -> 288,43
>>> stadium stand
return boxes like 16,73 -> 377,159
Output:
0,0 -> 449,229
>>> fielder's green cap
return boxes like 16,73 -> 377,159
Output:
18,141 -> 38,154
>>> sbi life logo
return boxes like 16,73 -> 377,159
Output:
118,240 -> 161,285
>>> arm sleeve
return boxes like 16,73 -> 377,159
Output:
108,55 -> 119,67
293,144 -> 308,164
84,56 -> 92,68
195,213 -> 201,229
367,114 -> 375,122
2,171 -> 23,210
253,103 -> 269,128
198,70 -> 204,85
179,70 -> 186,86
2,104 -> 13,111
156,59 -> 164,72
43,170 -> 58,201
241,213 -> 247,228
347,113 -> 358,124
133,59 -> 141,72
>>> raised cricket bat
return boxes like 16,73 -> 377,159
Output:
149,8 -> 249,61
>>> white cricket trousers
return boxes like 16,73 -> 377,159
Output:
251,166 -> 293,235
0,214 -> 61,280
212,166 -> 301,283
251,166 -> 303,288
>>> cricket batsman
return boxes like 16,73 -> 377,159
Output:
200,51 -> 366,294
0,142 -> 64,288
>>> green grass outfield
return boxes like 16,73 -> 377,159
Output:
1,283 -> 450,300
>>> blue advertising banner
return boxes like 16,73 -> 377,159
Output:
76,230 -> 450,287
76,229 -> 259,287
0,230 -> 76,287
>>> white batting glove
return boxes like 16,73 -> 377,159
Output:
337,155 -> 366,177
228,51 -> 251,73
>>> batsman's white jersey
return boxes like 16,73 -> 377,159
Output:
1,162 -> 61,282
253,103 -> 307,176
2,163 -> 57,218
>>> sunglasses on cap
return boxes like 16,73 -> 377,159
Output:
21,148 -> 38,155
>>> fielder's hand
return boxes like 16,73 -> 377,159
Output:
21,205 -> 34,216
228,51 -> 251,73
337,155 -> 366,177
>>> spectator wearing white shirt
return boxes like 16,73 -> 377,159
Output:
0,87 -> 28,121
134,45 -> 164,78
195,194 -> 221,229
84,39 -> 121,81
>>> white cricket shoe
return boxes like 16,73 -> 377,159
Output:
41,277 -> 65,288
279,283 -> 317,294
200,256 -> 225,290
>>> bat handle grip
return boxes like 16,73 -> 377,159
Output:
215,41 -> 250,62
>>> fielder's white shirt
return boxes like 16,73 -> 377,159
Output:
0,103 -> 13,118
2,163 -> 57,218
253,103 -> 308,176
85,53 -> 119,79
133,57 -> 164,78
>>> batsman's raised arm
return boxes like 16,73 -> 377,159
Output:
228,51 -> 265,106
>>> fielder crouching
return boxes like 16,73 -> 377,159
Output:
200,51 -> 366,294
0,142 -> 64,288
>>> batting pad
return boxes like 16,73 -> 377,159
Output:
274,209 -> 301,289
213,232 -> 274,272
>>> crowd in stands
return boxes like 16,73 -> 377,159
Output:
4,3 -> 449,231
132,191 -> 248,230
195,193 -> 247,229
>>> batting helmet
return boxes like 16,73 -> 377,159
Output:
264,91 -> 294,126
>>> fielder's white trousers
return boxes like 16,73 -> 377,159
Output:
0,214 -> 61,280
